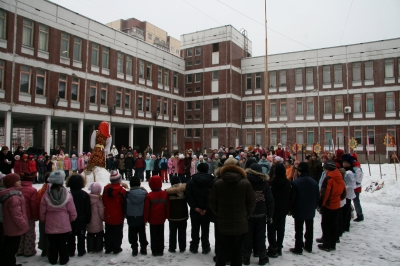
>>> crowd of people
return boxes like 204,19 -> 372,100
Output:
0,141 -> 365,266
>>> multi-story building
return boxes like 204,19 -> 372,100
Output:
0,0 -> 399,162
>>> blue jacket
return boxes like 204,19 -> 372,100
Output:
290,173 -> 319,220
70,158 -> 78,171
145,159 -> 153,171
159,158 -> 168,170
258,159 -> 271,174
125,187 -> 148,227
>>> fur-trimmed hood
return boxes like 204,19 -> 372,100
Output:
0,187 -> 22,204
245,168 -> 270,183
45,186 -> 71,208
220,164 -> 247,183
166,183 -> 186,195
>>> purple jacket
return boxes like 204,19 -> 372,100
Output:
0,187 -> 30,236
40,186 -> 77,234
86,194 -> 104,233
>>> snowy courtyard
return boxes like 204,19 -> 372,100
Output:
18,163 -> 400,265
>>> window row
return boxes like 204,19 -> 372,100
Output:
186,47 -> 201,57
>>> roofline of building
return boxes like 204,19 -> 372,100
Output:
181,24 -> 246,38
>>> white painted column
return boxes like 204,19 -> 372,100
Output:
129,124 -> 134,148
44,115 -> 51,154
149,125 -> 153,150
112,126 -> 116,149
78,119 -> 83,154
4,111 -> 12,148
57,127 -> 63,147
66,123 -> 72,153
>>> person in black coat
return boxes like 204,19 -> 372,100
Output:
153,154 -> 161,176
267,164 -> 291,257
289,162 -> 319,255
242,163 -> 274,265
185,163 -> 214,254
0,146 -> 14,174
184,153 -> 192,182
66,174 -> 92,257
124,153 -> 135,180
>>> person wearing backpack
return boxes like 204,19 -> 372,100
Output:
159,155 -> 169,183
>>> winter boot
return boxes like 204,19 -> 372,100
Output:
267,247 -> 278,258
87,233 -> 95,253
132,248 -> 138,256
258,256 -> 269,265
94,231 -> 104,252
242,256 -> 250,265
354,214 -> 364,222
140,247 -> 147,255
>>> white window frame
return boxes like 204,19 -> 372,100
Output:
38,24 -> 49,52
73,36 -> 82,61
20,65 -> 31,93
22,19 -> 34,47
35,69 -> 46,96
102,46 -> 109,69
60,32 -> 70,58
71,78 -> 79,101
0,9 -> 6,40
100,83 -> 107,105
91,43 -> 99,66
58,74 -> 67,99
117,52 -> 124,73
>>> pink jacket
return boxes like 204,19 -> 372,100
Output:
86,194 -> 104,233
64,158 -> 71,170
40,187 -> 77,234
0,187 -> 30,236
21,181 -> 39,221
78,157 -> 85,170
190,159 -> 198,176
167,158 -> 175,175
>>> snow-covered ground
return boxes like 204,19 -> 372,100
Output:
18,163 -> 400,265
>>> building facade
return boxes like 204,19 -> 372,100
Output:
0,0 -> 399,162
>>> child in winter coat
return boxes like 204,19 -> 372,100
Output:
40,170 -> 77,265
78,153 -> 85,173
159,155 -> 169,183
36,156 -> 47,183
37,172 -> 50,257
57,155 -> 65,173
63,154 -> 71,178
167,156 -> 175,181
0,173 -> 29,266
102,170 -> 128,254
86,182 -> 104,253
143,175 -> 170,256
20,154 -> 30,175
124,153 -> 135,180
71,154 -> 78,173
66,174 -> 92,257
28,155 -> 37,174
190,155 -> 198,176
106,154 -> 114,171
134,154 -> 145,182
125,177 -> 148,256
153,154 -> 161,176
17,172 -> 39,257
145,155 -> 154,181
118,154 -> 126,180
165,176 -> 188,253
13,155 -> 21,175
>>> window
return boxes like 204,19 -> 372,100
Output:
213,43 -> 219,52
146,63 -> 152,80
324,97 -> 331,114
90,82 -> 97,103
38,25 -> 49,52
139,60 -> 144,79
73,37 -> 82,61
246,102 -> 252,117
71,78 -> 79,101
116,88 -> 122,108
100,84 -> 107,105
0,10 -> 5,40
386,92 -> 394,111
325,127 -> 332,143
213,71 -> 219,80
279,70 -> 286,86
255,101 -> 262,117
187,49 -> 193,57
138,92 -> 143,111
145,94 -> 150,112
0,60 -> 4,90
255,129 -> 262,146
353,94 -> 361,113
187,102 -> 192,110
195,73 -> 201,83
36,69 -> 46,95
307,128 -> 314,144
306,67 -> 313,85
355,126 -> 362,145
364,61 -> 373,81
195,87 -> 201,92
337,127 -> 343,147
246,74 -> 252,90
117,52 -> 123,73
163,98 -> 168,115
173,101 -> 177,116
58,74 -> 67,99
164,69 -> 169,86
157,97 -> 161,114
147,33 -> 152,40
307,97 -> 314,115
280,99 -> 287,116
186,129 -> 192,137
271,129 -> 277,144
173,72 -> 178,89
213,128 -> 218,137
125,93 -> 130,109
335,95 -> 343,113
212,99 -> 219,108
323,66 -> 330,84
281,128 -> 287,146
195,47 -> 201,55
366,93 -> 374,112
22,19 -> 33,47
92,43 -> 99,66
352,62 -> 361,81
296,128 -> 304,144
102,47 -> 109,69
296,97 -> 303,115
269,71 -> 276,88
270,99 -> 276,116
195,60 -> 201,65
246,129 -> 253,145
195,100 -> 200,109
186,87 -> 192,93
186,74 -> 192,83
60,32 -> 69,58
334,64 -> 342,83
158,67 -> 162,84
385,59 -> 394,78
195,129 -> 200,137
295,68 -> 302,86
187,61 -> 192,66
367,126 -> 375,145
255,73 -> 261,89
126,56 -> 132,76
20,66 -> 31,93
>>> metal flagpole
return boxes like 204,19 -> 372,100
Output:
264,0 -> 269,149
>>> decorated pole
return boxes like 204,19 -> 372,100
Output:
378,154 -> 382,179
393,152 -> 398,181
365,150 -> 371,176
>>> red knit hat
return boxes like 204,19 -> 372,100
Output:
21,172 -> 36,182
3,173 -> 20,188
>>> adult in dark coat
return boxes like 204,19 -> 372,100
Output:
162,147 -> 171,159
0,146 -> 14,174
289,162 -> 319,254
243,163 -> 274,265
124,153 -> 135,179
184,153 -> 192,182
267,163 -> 291,257
209,157 -> 256,266
13,146 -> 25,159
66,174 -> 92,256
70,146 -> 78,158
185,163 -> 214,254
308,152 -> 323,183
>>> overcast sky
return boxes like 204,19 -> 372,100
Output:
49,0 -> 400,57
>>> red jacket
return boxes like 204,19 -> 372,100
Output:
135,158 -> 145,169
0,187 -> 29,236
103,183 -> 126,225
20,160 -> 30,173
28,160 -> 37,173
275,148 -> 284,158
177,159 -> 185,175
14,160 -> 21,174
21,181 -> 39,221
321,169 -> 346,210
143,176 -> 170,225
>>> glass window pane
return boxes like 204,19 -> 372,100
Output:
73,37 -> 82,61
365,61 -> 373,80
385,59 -> 394,78
102,47 -> 109,69
71,83 -> 78,101
353,62 -> 361,81
386,92 -> 394,111
22,19 -> 33,47
61,33 -> 69,58
90,88 -> 96,103
306,67 -> 313,85
295,68 -> 302,86
20,73 -> 30,93
36,76 -> 45,95
334,64 -> 342,83
323,66 -> 330,84
0,10 -> 5,40
125,95 -> 130,109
